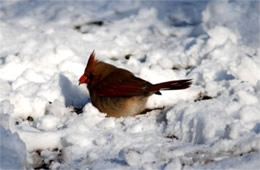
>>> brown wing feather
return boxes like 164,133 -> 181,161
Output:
95,69 -> 152,97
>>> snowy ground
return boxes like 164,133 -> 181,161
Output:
0,0 -> 260,169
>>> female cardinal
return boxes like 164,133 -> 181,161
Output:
79,51 -> 191,118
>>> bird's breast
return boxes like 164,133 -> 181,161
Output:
89,92 -> 148,117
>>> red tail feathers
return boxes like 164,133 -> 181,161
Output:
150,79 -> 192,94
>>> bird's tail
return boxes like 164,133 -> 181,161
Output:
150,79 -> 192,94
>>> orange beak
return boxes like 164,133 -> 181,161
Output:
79,74 -> 89,85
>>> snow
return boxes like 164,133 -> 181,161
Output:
0,0 -> 260,169
0,126 -> 27,169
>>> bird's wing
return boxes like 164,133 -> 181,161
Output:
95,70 -> 151,97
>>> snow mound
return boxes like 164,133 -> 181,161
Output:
0,126 -> 27,169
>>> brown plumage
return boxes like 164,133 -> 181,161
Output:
79,51 -> 192,118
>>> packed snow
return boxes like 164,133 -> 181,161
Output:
0,0 -> 260,169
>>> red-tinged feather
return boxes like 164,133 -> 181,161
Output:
97,85 -> 147,97
86,50 -> 96,70
150,79 -> 192,92
94,70 -> 151,97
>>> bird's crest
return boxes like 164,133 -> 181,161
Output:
87,50 -> 96,68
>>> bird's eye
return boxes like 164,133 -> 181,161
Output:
87,73 -> 94,81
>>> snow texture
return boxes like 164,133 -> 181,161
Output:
0,0 -> 259,169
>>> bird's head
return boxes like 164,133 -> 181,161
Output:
79,50 -> 96,85
79,50 -> 117,86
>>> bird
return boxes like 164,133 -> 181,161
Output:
79,51 -> 192,118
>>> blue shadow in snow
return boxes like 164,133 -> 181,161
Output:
59,74 -> 89,112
